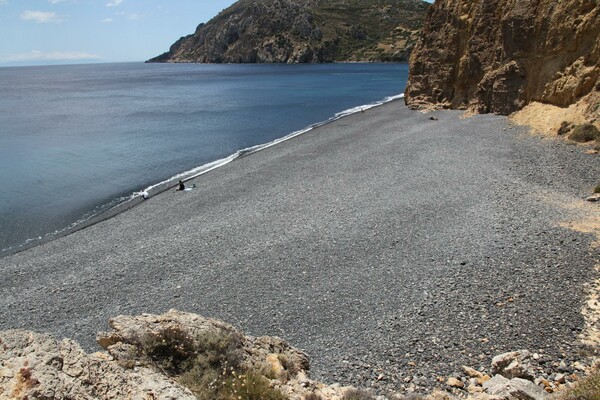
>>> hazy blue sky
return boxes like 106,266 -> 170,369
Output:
0,0 -> 434,66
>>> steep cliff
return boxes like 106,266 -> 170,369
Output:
148,0 -> 429,63
404,0 -> 600,119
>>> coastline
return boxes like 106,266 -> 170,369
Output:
0,93 -> 405,259
0,102 -> 598,395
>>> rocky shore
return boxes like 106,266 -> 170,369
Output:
0,102 -> 599,397
1,310 -> 598,400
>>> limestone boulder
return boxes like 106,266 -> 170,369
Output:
96,309 -> 310,377
483,374 -> 548,400
491,350 -> 535,381
0,329 -> 195,400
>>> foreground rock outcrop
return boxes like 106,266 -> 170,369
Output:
148,0 -> 428,63
405,0 -> 600,118
1,311 -> 598,399
0,329 -> 196,399
0,310 -> 353,400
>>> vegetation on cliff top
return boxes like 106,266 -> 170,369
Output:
149,0 -> 429,63
140,326 -> 287,400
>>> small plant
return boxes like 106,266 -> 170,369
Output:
595,184 -> 600,194
141,326 -> 196,374
342,388 -> 376,400
180,365 -> 287,400
278,353 -> 301,376
304,393 -> 323,400
193,330 -> 244,373
138,326 -> 288,399
116,344 -> 139,369
568,124 -> 600,143
178,365 -> 221,400
220,370 -> 287,400
557,121 -> 572,136
551,370 -> 600,400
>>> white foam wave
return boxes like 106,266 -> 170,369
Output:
135,92 -> 405,199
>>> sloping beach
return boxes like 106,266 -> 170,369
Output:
1,101 -> 598,393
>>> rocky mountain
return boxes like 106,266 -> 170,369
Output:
148,0 -> 429,64
404,0 -> 600,118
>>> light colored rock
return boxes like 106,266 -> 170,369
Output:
477,374 -> 492,385
506,377 -> 548,400
491,350 -> 535,380
586,193 -> 600,202
463,365 -> 484,378
572,361 -> 587,371
483,375 -> 548,400
447,377 -> 465,388
266,353 -> 286,379
425,389 -> 456,400
554,373 -> 566,384
0,329 -> 196,400
557,360 -> 569,372
468,384 -> 484,394
483,374 -> 511,396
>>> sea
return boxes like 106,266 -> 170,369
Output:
0,62 -> 408,256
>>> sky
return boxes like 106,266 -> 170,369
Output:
0,0 -> 434,67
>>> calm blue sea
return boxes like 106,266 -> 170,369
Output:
0,62 -> 408,255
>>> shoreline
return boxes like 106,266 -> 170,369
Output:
0,102 -> 598,395
0,93 -> 405,259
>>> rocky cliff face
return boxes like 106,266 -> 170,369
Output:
404,0 -> 600,116
149,0 -> 428,63
0,310 -> 354,400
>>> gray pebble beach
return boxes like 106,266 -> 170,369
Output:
1,101 -> 598,394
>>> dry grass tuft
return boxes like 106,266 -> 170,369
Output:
551,370 -> 600,400
568,124 -> 600,143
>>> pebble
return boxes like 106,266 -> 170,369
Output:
555,373 -> 566,384
447,377 -> 465,388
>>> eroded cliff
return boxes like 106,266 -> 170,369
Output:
148,0 -> 428,63
404,0 -> 600,119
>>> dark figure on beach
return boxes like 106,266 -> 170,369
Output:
177,180 -> 185,191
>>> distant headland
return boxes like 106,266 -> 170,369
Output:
147,0 -> 429,64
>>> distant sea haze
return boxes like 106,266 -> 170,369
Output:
0,62 -> 409,256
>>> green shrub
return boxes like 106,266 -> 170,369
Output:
568,124 -> 600,143
139,327 -> 287,399
171,329 -> 286,400
180,368 -> 288,400
193,330 -> 243,372
595,185 -> 600,194
557,121 -> 572,136
551,370 -> 600,400
140,326 -> 196,374
179,366 -> 221,400
220,371 -> 287,400
139,326 -> 243,374
278,354 -> 301,376
342,388 -> 376,400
